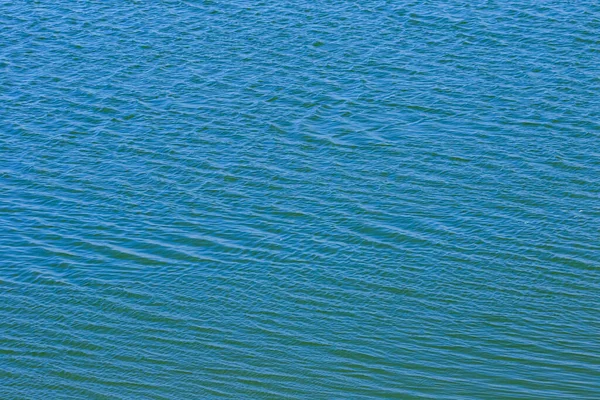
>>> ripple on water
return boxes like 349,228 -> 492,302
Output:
1,1 -> 600,399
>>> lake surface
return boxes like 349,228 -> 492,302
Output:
1,1 -> 599,398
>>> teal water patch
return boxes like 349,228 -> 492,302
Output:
1,1 -> 599,399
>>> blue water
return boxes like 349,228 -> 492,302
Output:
1,1 -> 599,398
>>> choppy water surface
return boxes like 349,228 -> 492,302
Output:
2,1 -> 600,398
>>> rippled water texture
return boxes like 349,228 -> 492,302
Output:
2,1 -> 600,398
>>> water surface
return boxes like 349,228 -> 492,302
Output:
1,1 -> 599,398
